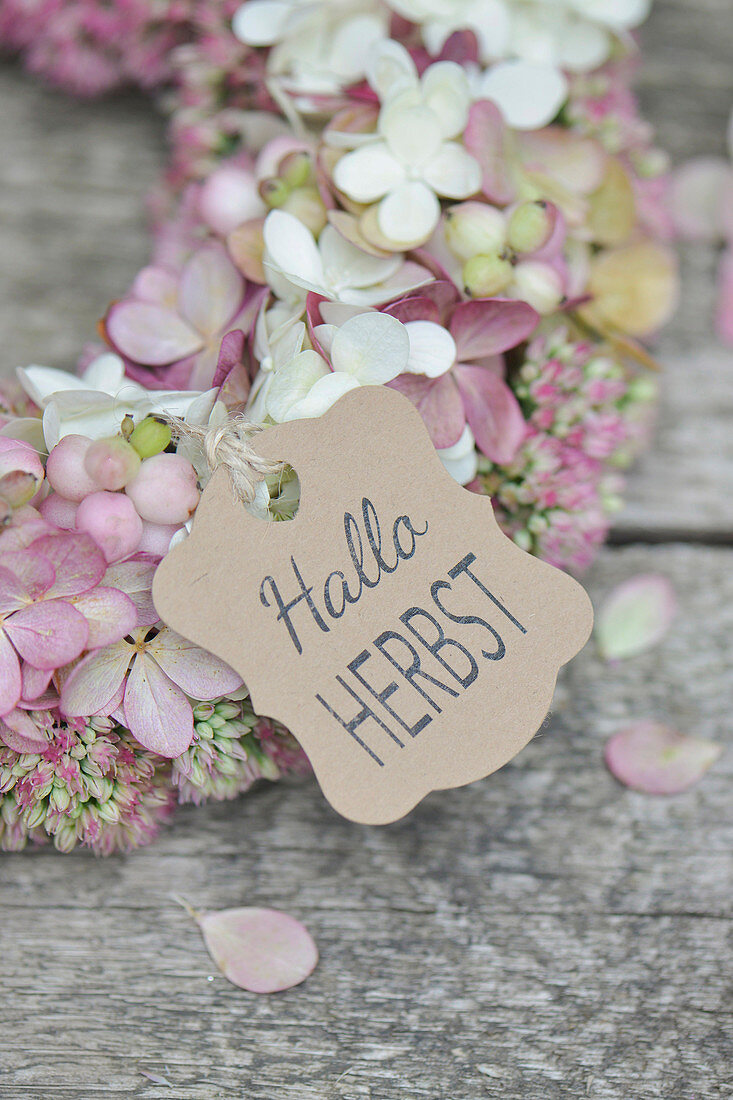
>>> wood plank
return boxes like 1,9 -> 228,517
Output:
3,544 -> 731,1099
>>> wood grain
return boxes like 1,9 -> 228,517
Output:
1,1 -> 732,1096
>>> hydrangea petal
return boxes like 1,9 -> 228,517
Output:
0,630 -> 22,716
102,560 -> 157,628
669,158 -> 733,242
479,61 -> 568,130
0,707 -> 50,753
333,143 -> 406,204
5,600 -> 88,670
377,181 -> 441,245
178,247 -> 245,338
106,301 -> 203,366
605,722 -> 722,795
318,225 -> 401,290
266,350 -> 330,422
195,905 -> 318,993
420,61 -> 472,139
389,373 -> 465,448
0,553 -> 54,608
437,423 -> 478,484
422,142 -> 481,200
404,320 -> 456,378
232,0 -> 292,45
454,364 -> 526,464
596,574 -> 676,660
123,652 -> 194,757
147,628 -> 242,698
21,662 -> 53,703
263,210 -> 325,291
285,373 -> 360,420
464,100 -> 515,204
71,587 -> 139,649
330,312 -> 409,383
450,298 -> 540,359
30,532 -> 106,598
60,641 -> 134,716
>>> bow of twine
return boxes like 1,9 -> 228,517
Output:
164,415 -> 284,505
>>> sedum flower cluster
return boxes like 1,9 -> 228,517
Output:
0,0 -> 678,852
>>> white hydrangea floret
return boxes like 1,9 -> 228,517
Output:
333,44 -> 482,246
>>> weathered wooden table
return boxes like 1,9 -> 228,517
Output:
1,2 -> 731,1096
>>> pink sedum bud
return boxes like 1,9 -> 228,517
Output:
39,492 -> 78,530
46,434 -> 99,502
125,453 -> 200,525
137,519 -> 182,558
84,437 -> 141,491
76,491 -> 143,563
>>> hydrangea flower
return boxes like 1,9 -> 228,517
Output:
0,525 -> 137,718
262,210 -> 432,306
232,0 -> 389,102
384,285 -> 538,462
60,625 -> 243,759
263,311 -> 410,421
332,45 -> 482,246
386,0 -> 651,76
17,352 -> 218,451
105,244 -> 259,389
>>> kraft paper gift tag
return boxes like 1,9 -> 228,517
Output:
153,385 -> 593,824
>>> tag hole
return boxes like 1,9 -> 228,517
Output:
263,463 -> 300,522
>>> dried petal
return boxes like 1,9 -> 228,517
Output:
193,905 -> 318,993
596,574 -> 676,660
605,722 -> 722,794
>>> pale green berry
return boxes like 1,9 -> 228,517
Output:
129,416 -> 172,459
463,253 -> 514,297
444,202 -> 506,261
506,201 -> 554,255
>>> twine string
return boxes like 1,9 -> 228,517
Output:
164,414 -> 284,504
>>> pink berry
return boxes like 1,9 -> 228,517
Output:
84,437 -> 141,491
39,493 -> 78,530
137,520 -> 182,558
76,491 -> 143,563
45,435 -> 99,502
125,453 -> 200,524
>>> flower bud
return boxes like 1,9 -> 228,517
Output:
511,261 -> 564,314
463,253 -> 513,297
46,435 -> 99,502
280,151 -> 312,189
76,491 -> 143,563
506,201 -> 555,255
259,176 -> 291,208
444,202 -> 506,261
84,437 -> 141,491
125,452 -> 200,525
129,416 -> 172,459
282,186 -> 328,236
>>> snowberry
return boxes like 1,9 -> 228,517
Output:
45,435 -> 99,502
84,437 -> 141,491
137,520 -> 182,558
76,491 -> 143,563
39,493 -> 78,530
125,453 -> 200,525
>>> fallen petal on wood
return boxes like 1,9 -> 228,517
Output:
605,721 -> 722,795
595,574 -> 676,660
181,900 -> 318,993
